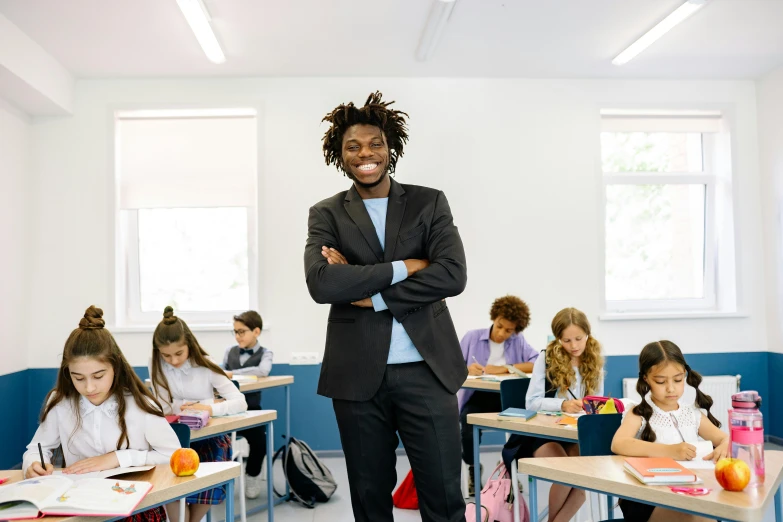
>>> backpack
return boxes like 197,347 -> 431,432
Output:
272,437 -> 337,508
392,470 -> 418,509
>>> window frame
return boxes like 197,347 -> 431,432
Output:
601,132 -> 718,313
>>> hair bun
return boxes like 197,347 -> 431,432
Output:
79,305 -> 105,330
162,306 -> 178,325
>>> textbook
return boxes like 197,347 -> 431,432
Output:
52,465 -> 155,480
0,475 -> 153,519
624,457 -> 699,485
498,408 -> 537,421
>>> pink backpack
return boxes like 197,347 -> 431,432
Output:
465,463 -> 529,522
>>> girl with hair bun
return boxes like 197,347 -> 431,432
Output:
149,306 -> 246,522
23,305 -> 180,522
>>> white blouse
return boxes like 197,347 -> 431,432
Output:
525,355 -> 605,412
637,393 -> 702,444
23,394 -> 180,475
148,357 -> 247,416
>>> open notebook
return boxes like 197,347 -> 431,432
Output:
0,475 -> 152,519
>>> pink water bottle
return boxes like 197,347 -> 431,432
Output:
728,391 -> 764,487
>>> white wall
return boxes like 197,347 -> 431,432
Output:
0,98 -> 31,375
25,78 -> 767,368
758,66 -> 783,355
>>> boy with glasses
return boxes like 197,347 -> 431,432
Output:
221,310 -> 273,499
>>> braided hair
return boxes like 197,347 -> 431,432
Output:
633,340 -> 720,442
321,91 -> 409,176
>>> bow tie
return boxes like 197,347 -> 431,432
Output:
239,348 -> 254,356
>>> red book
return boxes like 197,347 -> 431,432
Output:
624,457 -> 699,485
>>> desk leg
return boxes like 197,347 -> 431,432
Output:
285,384 -> 291,499
226,479 -> 235,522
473,425 -> 481,522
607,495 -> 614,520
267,422 -> 275,522
529,477 -> 538,522
775,485 -> 781,522
511,464 -> 520,522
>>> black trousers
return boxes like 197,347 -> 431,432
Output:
239,391 -> 266,477
333,361 -> 466,522
459,391 -> 502,466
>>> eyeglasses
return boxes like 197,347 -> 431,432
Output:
233,329 -> 250,336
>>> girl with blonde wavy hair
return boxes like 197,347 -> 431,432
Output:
502,307 -> 605,522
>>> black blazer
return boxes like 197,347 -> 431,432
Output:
304,179 -> 469,401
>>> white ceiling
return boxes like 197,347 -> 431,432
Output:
0,0 -> 782,79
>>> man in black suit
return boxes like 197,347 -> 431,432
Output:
304,92 -> 468,522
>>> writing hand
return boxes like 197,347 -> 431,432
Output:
25,462 -> 54,478
468,363 -> 485,376
560,400 -> 583,413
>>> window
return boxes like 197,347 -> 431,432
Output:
601,111 -> 734,314
115,110 -> 258,326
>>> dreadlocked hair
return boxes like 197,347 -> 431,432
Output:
321,91 -> 409,176
633,340 -> 720,443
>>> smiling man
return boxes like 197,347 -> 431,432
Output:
304,92 -> 468,522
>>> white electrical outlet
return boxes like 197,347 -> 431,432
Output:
290,352 -> 320,365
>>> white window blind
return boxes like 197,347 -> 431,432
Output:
117,115 -> 257,209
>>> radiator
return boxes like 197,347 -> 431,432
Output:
622,374 -> 741,433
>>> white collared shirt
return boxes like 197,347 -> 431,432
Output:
525,355 -> 605,412
148,357 -> 247,416
637,393 -> 702,444
23,394 -> 181,474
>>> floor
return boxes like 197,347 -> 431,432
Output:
208,444 -> 783,522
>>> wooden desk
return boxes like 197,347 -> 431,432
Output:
467,412 -> 578,522
0,462 -> 240,522
518,453 -> 783,522
461,375 -> 529,392
233,375 -> 293,393
189,410 -> 277,442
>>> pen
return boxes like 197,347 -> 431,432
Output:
38,442 -> 45,471
670,413 -> 687,442
567,388 -> 578,401
471,356 -> 485,374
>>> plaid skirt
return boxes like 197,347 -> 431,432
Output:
121,506 -> 167,522
186,434 -> 232,505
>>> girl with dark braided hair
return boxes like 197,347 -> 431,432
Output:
611,340 -> 729,522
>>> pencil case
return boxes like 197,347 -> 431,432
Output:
582,395 -> 625,414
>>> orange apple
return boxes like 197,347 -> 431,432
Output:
170,448 -> 200,477
715,458 -> 751,491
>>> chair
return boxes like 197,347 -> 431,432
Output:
577,414 -> 623,521
499,377 -> 531,521
169,423 -> 191,522
500,378 -> 530,410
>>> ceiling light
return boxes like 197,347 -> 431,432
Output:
416,0 -> 457,62
176,0 -> 226,64
612,0 -> 708,66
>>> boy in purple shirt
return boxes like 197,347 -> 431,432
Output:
458,295 -> 538,495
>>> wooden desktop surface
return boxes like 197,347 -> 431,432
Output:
0,462 -> 240,522
467,412 -> 579,441
518,452 -> 783,522
190,410 -> 277,442
234,375 -> 293,392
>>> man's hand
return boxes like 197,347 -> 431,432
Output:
352,298 -> 373,308
322,246 -> 348,265
403,259 -> 430,276
64,452 -> 120,474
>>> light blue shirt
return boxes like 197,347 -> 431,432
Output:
363,198 -> 425,364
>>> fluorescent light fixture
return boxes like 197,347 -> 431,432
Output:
176,0 -> 226,64
612,0 -> 708,66
416,0 -> 457,62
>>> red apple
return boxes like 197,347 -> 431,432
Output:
170,448 -> 200,477
715,458 -> 751,492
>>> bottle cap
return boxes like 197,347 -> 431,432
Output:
731,390 -> 762,409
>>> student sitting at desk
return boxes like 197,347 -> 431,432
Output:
24,305 -> 180,522
221,310 -> 273,500
149,307 -> 247,522
611,340 -> 728,522
458,295 -> 538,495
503,307 -> 604,522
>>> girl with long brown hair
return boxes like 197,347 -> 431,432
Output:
611,340 -> 728,522
148,307 -> 246,522
502,307 -> 605,522
23,306 -> 180,522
